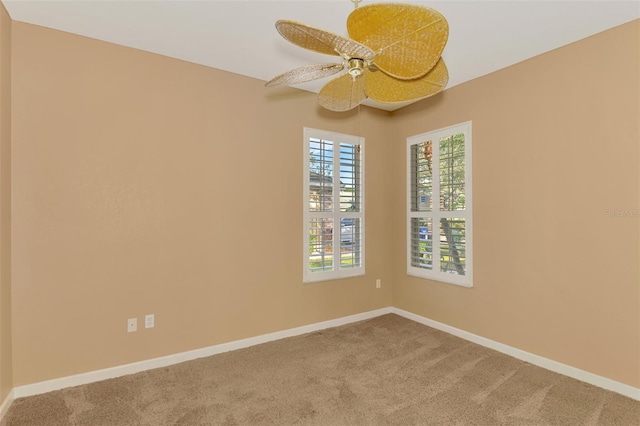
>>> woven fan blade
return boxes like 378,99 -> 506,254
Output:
365,59 -> 449,104
318,73 -> 367,112
265,63 -> 344,87
275,20 -> 375,60
347,4 -> 448,80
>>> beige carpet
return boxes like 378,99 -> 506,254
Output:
2,314 -> 639,425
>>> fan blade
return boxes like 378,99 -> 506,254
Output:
347,4 -> 448,80
275,20 -> 375,60
365,59 -> 449,104
318,73 -> 367,112
265,63 -> 344,87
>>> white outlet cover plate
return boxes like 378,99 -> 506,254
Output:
145,314 -> 154,329
127,318 -> 137,333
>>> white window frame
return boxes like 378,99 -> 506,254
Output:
303,127 -> 365,283
406,121 -> 473,287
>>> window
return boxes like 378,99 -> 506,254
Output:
304,128 -> 364,282
407,122 -> 472,287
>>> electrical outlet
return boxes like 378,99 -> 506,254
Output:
376,279 -> 381,289
145,314 -> 155,329
127,318 -> 137,333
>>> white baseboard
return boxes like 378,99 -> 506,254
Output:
12,305 -> 639,402
14,307 -> 393,399
0,388 -> 14,421
391,307 -> 640,401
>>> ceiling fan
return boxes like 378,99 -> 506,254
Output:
265,2 -> 449,112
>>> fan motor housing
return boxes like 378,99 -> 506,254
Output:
348,58 -> 365,77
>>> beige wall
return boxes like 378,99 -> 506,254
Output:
0,1 -> 12,404
10,22 -> 394,386
391,20 -> 640,388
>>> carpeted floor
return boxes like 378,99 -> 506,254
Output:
2,314 -> 639,425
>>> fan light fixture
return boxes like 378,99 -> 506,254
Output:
266,1 -> 449,112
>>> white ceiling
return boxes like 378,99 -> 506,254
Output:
2,0 -> 639,111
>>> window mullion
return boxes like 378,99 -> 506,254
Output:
307,211 -> 332,219
432,139 -> 441,272
432,213 -> 441,274
333,143 -> 340,264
